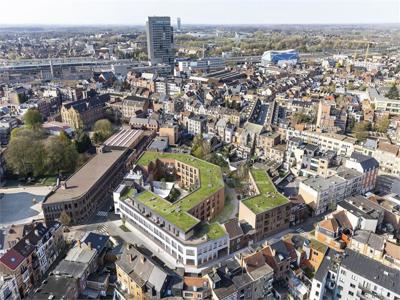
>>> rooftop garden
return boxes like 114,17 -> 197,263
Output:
120,152 -> 226,239
241,168 -> 289,214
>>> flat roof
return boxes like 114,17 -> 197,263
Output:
122,151 -> 225,238
302,175 -> 346,192
44,149 -> 126,204
103,129 -> 143,148
241,168 -> 289,214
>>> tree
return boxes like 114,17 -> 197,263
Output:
375,116 -> 390,133
45,136 -> 79,175
353,121 -> 371,141
93,119 -> 113,135
191,134 -> 212,159
5,136 -> 46,177
293,112 -> 313,124
10,127 -> 45,140
59,211 -> 71,226
236,163 -> 250,181
93,119 -> 113,143
385,84 -> 400,100
74,131 -> 92,153
23,109 -> 43,129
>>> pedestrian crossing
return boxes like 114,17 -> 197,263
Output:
97,224 -> 109,234
295,228 -> 305,234
96,211 -> 108,217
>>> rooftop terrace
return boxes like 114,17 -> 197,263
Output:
121,151 -> 226,239
242,168 -> 289,214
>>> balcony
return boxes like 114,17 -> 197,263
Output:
357,285 -> 385,300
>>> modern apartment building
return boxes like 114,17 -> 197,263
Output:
114,152 -> 228,268
146,16 -> 174,65
238,168 -> 291,241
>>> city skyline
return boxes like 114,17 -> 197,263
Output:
0,0 -> 399,26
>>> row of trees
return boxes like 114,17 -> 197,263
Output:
6,128 -> 79,178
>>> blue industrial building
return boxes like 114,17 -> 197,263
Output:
261,49 -> 299,66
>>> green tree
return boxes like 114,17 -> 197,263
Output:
353,121 -> 371,141
5,136 -> 46,177
293,113 -> 310,124
191,134 -> 211,159
10,127 -> 45,140
385,84 -> 400,100
375,116 -> 390,133
23,109 -> 43,129
45,136 -> 79,175
93,119 -> 113,143
74,131 -> 93,153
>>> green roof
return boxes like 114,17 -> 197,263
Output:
241,168 -> 289,214
121,151 -> 226,239
194,223 -> 227,240
310,238 -> 328,253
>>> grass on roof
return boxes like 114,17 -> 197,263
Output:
137,152 -> 224,212
310,238 -> 328,253
194,223 -> 226,240
242,168 -> 289,214
122,152 -> 225,236
135,190 -> 200,232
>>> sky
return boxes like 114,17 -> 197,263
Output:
1,0 -> 399,25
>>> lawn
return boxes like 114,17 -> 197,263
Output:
3,175 -> 58,187
241,168 -> 289,214
193,222 -> 227,240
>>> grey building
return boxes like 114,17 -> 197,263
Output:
146,16 -> 174,65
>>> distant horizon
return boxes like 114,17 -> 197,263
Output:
1,0 -> 398,26
0,22 -> 399,28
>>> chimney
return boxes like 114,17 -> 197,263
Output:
141,255 -> 146,264
61,182 -> 68,190
77,240 -> 81,248
88,242 -> 92,250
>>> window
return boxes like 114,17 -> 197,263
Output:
350,283 -> 355,288
348,291 -> 354,296
315,291 -> 319,296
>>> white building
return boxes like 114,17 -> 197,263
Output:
0,275 -> 20,300
113,184 -> 229,269
335,250 -> 400,300
286,129 -> 356,157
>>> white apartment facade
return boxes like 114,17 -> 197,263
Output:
113,188 -> 229,268
286,129 -> 355,157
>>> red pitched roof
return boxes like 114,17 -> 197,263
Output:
0,248 -> 25,270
